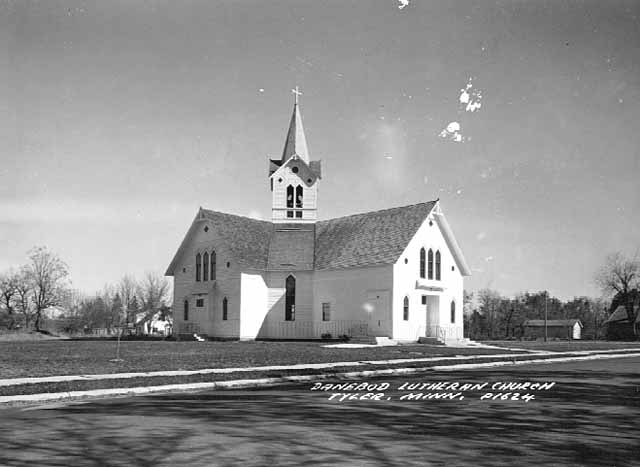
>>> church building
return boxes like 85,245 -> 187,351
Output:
166,91 -> 471,343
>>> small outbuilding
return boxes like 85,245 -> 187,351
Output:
604,305 -> 640,341
522,319 -> 583,340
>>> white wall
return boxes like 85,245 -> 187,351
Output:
171,218 -> 241,338
240,272 -> 268,339
392,214 -> 465,341
271,160 -> 318,222
573,322 -> 582,340
256,270 -> 314,338
313,266 -> 394,336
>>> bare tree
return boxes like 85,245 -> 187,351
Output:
477,288 -> 502,339
595,251 -> 640,328
595,252 -> 640,297
14,269 -> 34,329
0,269 -> 20,329
137,272 -> 170,333
24,247 -> 70,331
117,274 -> 138,328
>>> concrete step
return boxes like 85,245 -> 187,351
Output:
375,337 -> 398,346
418,337 -> 445,345
348,336 -> 378,344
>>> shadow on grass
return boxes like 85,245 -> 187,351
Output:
0,369 -> 639,466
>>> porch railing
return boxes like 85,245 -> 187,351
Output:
258,320 -> 368,339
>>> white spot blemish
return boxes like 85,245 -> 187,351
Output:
439,121 -> 465,143
459,78 -> 483,112
397,0 -> 410,10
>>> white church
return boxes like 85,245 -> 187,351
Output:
166,91 -> 471,343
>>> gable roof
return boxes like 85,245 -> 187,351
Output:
314,202 -> 438,270
269,156 -> 320,184
523,319 -> 583,327
167,201 -> 471,276
604,305 -> 640,324
165,209 -> 272,275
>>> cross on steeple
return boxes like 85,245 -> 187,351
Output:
292,86 -> 302,105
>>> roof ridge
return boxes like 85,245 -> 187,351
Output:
201,208 -> 273,226
318,200 -> 438,224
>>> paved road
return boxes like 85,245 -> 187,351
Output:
1,356 -> 639,467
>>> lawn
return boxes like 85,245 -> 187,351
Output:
486,340 -> 640,352
0,340 -> 521,380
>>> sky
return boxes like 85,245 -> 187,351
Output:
1,0 -> 639,300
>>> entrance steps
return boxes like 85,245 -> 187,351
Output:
418,336 -> 479,347
347,336 -> 398,346
418,337 -> 445,345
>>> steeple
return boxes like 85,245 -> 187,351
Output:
269,87 -> 321,224
281,86 -> 309,163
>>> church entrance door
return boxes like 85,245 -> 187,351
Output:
365,290 -> 390,337
423,295 -> 440,337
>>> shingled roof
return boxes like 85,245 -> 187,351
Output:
166,200 -> 471,275
267,224 -> 315,271
165,209 -> 273,275
314,201 -> 437,270
199,210 -> 273,269
604,305 -> 640,324
523,319 -> 583,327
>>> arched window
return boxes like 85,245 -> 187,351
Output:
295,185 -> 303,218
286,185 -> 294,218
295,185 -> 303,208
427,249 -> 434,279
222,297 -> 228,321
403,296 -> 409,321
286,185 -> 294,208
203,252 -> 209,281
435,251 -> 441,280
285,275 -> 296,321
419,248 -> 426,279
183,300 -> 189,321
195,253 -> 202,282
210,251 -> 216,280
450,300 -> 456,323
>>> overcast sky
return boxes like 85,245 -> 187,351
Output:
1,0 -> 639,300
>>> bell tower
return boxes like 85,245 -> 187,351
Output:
268,87 -> 322,223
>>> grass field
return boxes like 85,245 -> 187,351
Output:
0,340 -> 522,379
486,340 -> 640,352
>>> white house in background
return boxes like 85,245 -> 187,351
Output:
166,92 -> 471,343
134,312 -> 173,337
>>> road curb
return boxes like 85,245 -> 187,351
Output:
3,347 -> 639,388
2,351 -> 640,405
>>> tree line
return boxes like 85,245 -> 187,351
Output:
464,251 -> 640,340
0,246 -> 171,335
463,290 -> 608,340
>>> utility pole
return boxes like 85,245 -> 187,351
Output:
544,291 -> 548,342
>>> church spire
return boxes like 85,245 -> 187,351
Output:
281,86 -> 309,163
